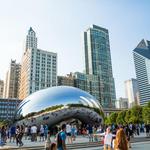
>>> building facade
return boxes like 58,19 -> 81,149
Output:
19,27 -> 57,99
115,97 -> 128,109
26,27 -> 37,50
0,80 -> 4,98
84,25 -> 116,108
133,39 -> 150,106
57,73 -> 74,87
3,60 -> 21,98
0,98 -> 21,120
125,78 -> 139,108
74,72 -> 100,102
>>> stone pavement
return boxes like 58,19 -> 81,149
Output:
0,133 -> 150,149
74,141 -> 150,150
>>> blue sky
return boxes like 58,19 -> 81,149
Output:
0,0 -> 150,98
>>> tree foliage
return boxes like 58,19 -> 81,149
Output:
109,112 -> 118,124
142,103 -> 150,124
129,105 -> 143,123
125,110 -> 131,124
116,110 -> 126,125
105,102 -> 150,125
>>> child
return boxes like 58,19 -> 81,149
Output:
50,143 -> 57,150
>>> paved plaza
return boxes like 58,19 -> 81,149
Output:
74,142 -> 150,150
0,133 -> 150,149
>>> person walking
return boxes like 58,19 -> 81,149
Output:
40,125 -> 45,141
1,126 -> 7,144
15,125 -> 23,147
31,124 -> 37,142
66,123 -> 72,144
57,124 -> 67,150
114,128 -> 128,150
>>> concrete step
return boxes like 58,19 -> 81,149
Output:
1,137 -> 150,150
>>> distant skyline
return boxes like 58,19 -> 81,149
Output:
0,0 -> 150,99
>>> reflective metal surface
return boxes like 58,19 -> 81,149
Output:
15,86 -> 103,125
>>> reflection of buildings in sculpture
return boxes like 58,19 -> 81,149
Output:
15,86 -> 103,126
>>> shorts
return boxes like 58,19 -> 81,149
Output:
67,133 -> 71,136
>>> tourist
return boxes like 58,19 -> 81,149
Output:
114,128 -> 128,150
44,124 -> 49,140
57,124 -> 67,150
45,131 -> 51,150
1,126 -> 7,144
24,125 -> 28,140
50,142 -> 57,150
66,123 -> 72,144
95,127 -> 115,150
87,124 -> 93,142
40,124 -> 45,141
71,125 -> 76,141
31,124 -> 37,142
15,125 -> 23,147
145,123 -> 150,137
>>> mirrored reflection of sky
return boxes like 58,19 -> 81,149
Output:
18,86 -> 101,116
0,0 -> 150,98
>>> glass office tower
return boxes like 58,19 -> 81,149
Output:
133,39 -> 150,106
84,25 -> 116,108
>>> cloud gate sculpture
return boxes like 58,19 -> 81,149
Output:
15,86 -> 103,126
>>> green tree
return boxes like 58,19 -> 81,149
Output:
104,117 -> 111,125
0,120 -> 10,127
116,110 -> 126,125
129,105 -> 143,123
142,102 -> 150,124
125,110 -> 131,124
109,112 -> 118,124
147,101 -> 150,107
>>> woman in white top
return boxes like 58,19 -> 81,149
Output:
95,127 -> 115,150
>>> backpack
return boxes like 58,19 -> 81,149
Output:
57,132 -> 62,148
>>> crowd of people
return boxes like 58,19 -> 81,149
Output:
0,122 -> 150,150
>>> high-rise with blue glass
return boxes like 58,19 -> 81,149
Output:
133,39 -> 150,106
84,25 -> 116,108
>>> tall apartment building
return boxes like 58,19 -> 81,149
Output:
84,25 -> 116,108
125,78 -> 139,108
3,60 -> 20,98
133,39 -> 150,106
19,27 -> 57,99
0,80 -> 4,98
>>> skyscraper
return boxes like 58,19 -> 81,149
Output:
26,27 -> 37,50
0,80 -> 4,98
3,60 -> 20,98
84,25 -> 116,107
124,78 -> 139,108
133,39 -> 150,106
19,27 -> 57,99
